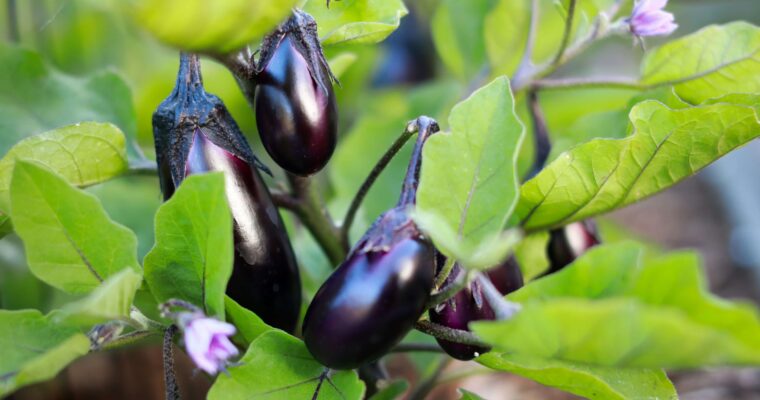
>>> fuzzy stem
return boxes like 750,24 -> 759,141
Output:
433,257 -> 457,290
163,325 -> 180,400
427,268 -> 469,309
551,0 -> 577,68
396,117 -> 440,208
415,320 -> 490,348
341,126 -> 417,247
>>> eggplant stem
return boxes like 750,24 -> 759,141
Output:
427,266 -> 468,309
414,320 -> 490,348
163,325 -> 181,400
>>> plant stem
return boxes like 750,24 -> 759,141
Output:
128,161 -> 158,176
415,320 -> 490,348
427,268 -> 468,309
475,273 -> 521,320
533,76 -> 643,90
390,343 -> 444,354
512,0 -> 540,87
340,125 -> 416,248
287,174 -> 347,266
551,0 -> 577,68
163,325 -> 181,400
6,0 -> 19,43
433,257 -> 456,290
525,89 -> 551,180
101,330 -> 160,350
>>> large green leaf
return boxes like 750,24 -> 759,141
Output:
130,0 -> 298,53
641,22 -> 760,104
0,44 -> 136,155
56,268 -> 143,327
473,243 -> 760,368
224,296 -> 273,348
431,0 -> 495,80
0,122 -> 129,212
415,77 -> 525,269
207,331 -> 365,400
10,162 -> 140,294
144,173 -> 233,318
516,99 -> 760,231
477,353 -> 676,400
303,0 -> 408,46
0,310 -> 90,397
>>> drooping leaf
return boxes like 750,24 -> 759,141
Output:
10,162 -> 140,294
143,173 -> 233,318
207,331 -> 365,400
304,0 -> 408,46
431,0 -> 495,80
224,296 -> 273,348
516,100 -> 760,231
477,353 -> 676,400
473,243 -> 760,368
641,22 -> 760,104
130,0 -> 298,53
0,310 -> 90,397
56,268 -> 143,327
415,77 -> 525,269
0,44 -> 137,155
0,122 -> 129,211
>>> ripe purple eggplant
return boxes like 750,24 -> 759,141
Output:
253,10 -> 338,176
429,257 -> 523,360
152,53 -> 301,333
303,117 -> 440,370
546,220 -> 601,275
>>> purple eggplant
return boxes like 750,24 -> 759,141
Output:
253,10 -> 338,176
545,220 -> 601,275
152,53 -> 301,333
303,117 -> 439,370
429,257 -> 523,360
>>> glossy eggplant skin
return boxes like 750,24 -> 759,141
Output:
546,220 -> 600,275
184,131 -> 301,332
429,258 -> 523,360
254,11 -> 337,176
303,225 -> 435,369
153,54 -> 301,333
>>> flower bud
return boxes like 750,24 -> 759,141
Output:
303,117 -> 439,370
254,9 -> 338,176
153,53 -> 301,333
627,0 -> 677,37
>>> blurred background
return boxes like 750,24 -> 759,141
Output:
1,0 -> 760,398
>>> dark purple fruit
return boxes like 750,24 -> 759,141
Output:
303,117 -> 440,370
152,53 -> 301,333
546,220 -> 601,275
429,257 -> 523,360
254,10 -> 337,176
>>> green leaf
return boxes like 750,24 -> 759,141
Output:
477,353 -> 676,400
0,213 -> 11,239
458,389 -> 487,400
368,380 -> 408,400
56,268 -> 143,327
416,77 -> 525,268
10,161 -> 140,294
0,310 -> 90,397
130,0 -> 298,53
0,44 -> 137,155
641,22 -> 760,104
144,173 -> 233,318
431,0 -> 495,80
514,231 -> 550,281
328,52 -> 358,79
207,331 -> 365,400
473,243 -> 760,368
0,122 -> 129,212
224,295 -> 273,348
516,100 -> 760,231
303,0 -> 408,46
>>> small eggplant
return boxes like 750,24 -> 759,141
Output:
152,53 -> 301,333
429,257 -> 523,360
303,117 -> 439,370
253,10 -> 338,176
545,220 -> 601,275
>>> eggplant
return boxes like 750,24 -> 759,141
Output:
253,9 -> 338,176
546,220 -> 601,275
429,257 -> 523,360
152,53 -> 301,333
303,117 -> 439,370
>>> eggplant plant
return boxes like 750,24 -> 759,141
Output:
2,1 -> 760,400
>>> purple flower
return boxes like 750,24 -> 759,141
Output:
629,0 -> 678,37
182,315 -> 239,374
